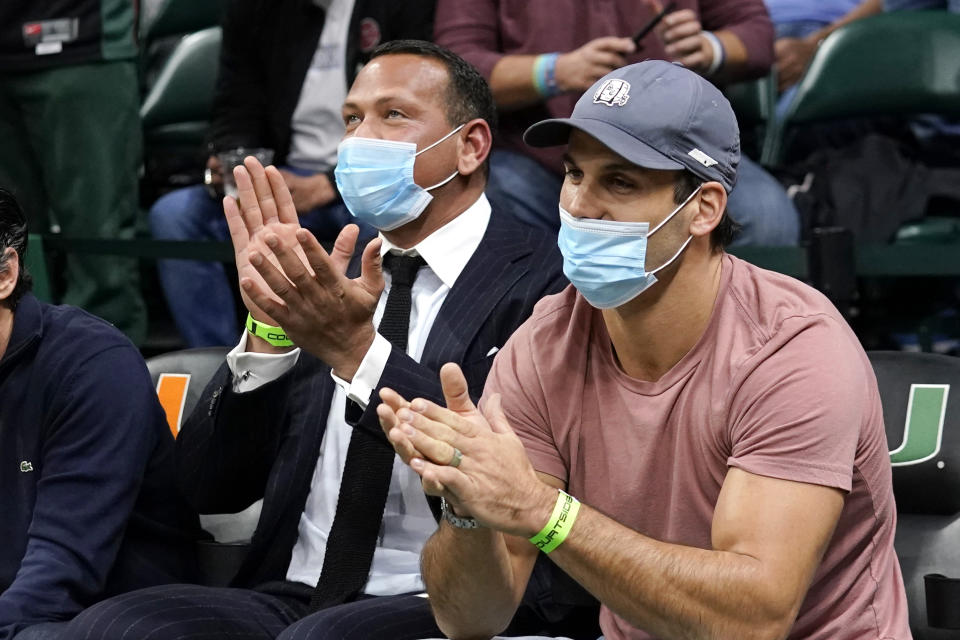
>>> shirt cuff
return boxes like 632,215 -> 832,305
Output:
330,332 -> 392,409
227,331 -> 301,393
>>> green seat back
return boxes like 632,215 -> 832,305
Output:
725,73 -> 777,158
869,351 -> 960,637
763,11 -> 960,164
25,234 -> 51,303
142,0 -> 224,43
140,27 -> 221,144
895,217 -> 960,245
725,73 -> 776,127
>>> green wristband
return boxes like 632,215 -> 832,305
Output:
531,53 -> 560,98
245,313 -> 294,347
529,490 -> 581,553
532,54 -> 549,97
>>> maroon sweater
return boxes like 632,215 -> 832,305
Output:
435,0 -> 773,173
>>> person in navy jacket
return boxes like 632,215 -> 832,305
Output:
0,188 -> 201,640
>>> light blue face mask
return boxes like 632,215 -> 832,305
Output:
557,185 -> 702,309
334,125 -> 464,231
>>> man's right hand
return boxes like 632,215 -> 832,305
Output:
223,157 -> 312,353
555,37 -> 636,93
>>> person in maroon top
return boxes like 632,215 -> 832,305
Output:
435,0 -> 800,247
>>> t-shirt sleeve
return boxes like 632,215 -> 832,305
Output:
433,0 -> 505,80
727,315 -> 866,493
481,320 -> 569,483
698,0 -> 775,79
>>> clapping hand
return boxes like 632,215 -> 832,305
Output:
377,363 -> 556,538
227,156 -> 385,379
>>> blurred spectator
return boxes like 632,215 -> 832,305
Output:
771,0 -> 960,144
151,0 -> 434,348
769,0 -> 881,117
0,188 -> 200,640
436,0 -> 801,246
0,0 -> 147,344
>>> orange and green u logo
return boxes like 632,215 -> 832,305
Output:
155,373 -> 191,438
889,384 -> 950,466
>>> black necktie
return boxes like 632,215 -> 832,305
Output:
310,253 -> 426,611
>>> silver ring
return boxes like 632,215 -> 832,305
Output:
449,447 -> 463,468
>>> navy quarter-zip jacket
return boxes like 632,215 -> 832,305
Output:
0,295 -> 200,639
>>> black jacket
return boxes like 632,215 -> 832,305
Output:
208,0 -> 436,164
176,213 -> 566,586
0,295 -> 201,639
176,213 -> 601,636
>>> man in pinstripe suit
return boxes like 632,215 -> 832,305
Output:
66,40 -> 577,640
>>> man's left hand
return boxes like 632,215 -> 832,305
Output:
241,212 -> 385,380
278,170 -> 338,214
658,9 -> 714,74
377,363 -> 556,538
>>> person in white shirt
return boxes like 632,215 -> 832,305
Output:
66,40 -> 577,640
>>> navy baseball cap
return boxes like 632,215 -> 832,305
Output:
524,60 -> 740,192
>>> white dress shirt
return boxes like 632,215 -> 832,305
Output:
226,194 -> 492,595
284,0 -> 354,173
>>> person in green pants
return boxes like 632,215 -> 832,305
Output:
0,0 -> 146,345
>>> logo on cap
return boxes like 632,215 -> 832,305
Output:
593,79 -> 631,107
688,148 -> 718,168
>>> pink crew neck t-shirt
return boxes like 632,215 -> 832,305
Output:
484,254 -> 909,640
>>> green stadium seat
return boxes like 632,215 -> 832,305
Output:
761,11 -> 960,167
725,73 -> 777,158
141,26 -> 222,152
895,217 -> 960,245
141,0 -> 225,44
870,351 -> 960,637
146,347 -> 260,587
25,234 -> 51,303
139,0 -> 224,96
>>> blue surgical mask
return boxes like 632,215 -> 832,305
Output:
334,125 -> 464,231
557,185 -> 702,309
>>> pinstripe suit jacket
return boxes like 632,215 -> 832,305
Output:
175,212 -> 566,588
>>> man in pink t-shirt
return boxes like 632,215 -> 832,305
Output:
377,60 -> 910,639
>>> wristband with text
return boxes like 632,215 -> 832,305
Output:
529,489 -> 581,553
245,313 -> 294,347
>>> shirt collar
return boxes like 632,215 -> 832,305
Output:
0,294 -> 42,371
378,193 -> 491,289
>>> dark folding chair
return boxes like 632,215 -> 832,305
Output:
870,351 -> 960,638
146,347 -> 260,587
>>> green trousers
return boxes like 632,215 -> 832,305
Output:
0,59 -> 146,344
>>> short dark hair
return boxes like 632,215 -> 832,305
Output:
369,39 -> 498,134
0,188 -> 33,310
673,170 -> 740,250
